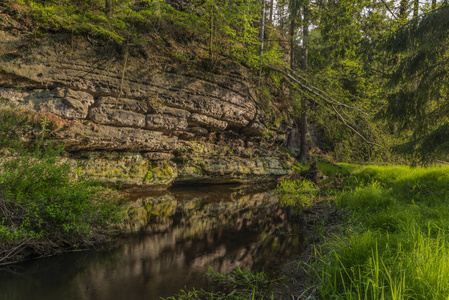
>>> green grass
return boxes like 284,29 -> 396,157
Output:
311,164 -> 449,300
317,161 -> 359,177
274,178 -> 318,209
163,266 -> 288,300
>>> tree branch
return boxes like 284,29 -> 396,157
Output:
379,0 -> 399,20
277,65 -> 380,146
332,106 -> 379,146
267,65 -> 368,115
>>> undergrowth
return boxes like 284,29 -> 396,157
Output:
0,108 -> 123,264
5,0 -> 283,69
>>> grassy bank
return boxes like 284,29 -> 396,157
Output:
312,164 -> 449,299
0,109 -> 123,264
150,163 -> 449,299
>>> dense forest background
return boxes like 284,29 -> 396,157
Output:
4,0 -> 449,164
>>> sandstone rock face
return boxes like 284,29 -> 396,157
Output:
0,14 -> 294,188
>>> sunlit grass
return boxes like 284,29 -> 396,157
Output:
311,164 -> 449,300
318,161 -> 360,177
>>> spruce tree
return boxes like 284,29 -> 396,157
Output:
384,4 -> 449,163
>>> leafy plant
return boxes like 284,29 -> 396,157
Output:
0,108 -> 123,263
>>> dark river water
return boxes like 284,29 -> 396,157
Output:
0,184 -> 305,300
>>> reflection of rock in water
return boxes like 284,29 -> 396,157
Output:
115,185 -> 304,281
0,186 -> 305,300
120,185 -> 299,235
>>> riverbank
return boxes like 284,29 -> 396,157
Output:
0,130 -> 124,265
278,163 -> 449,299
311,164 -> 449,299
164,163 -> 449,299
4,161 -> 449,299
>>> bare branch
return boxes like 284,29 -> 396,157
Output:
267,65 -> 368,115
278,66 -> 380,146
0,238 -> 32,265
379,0 -> 399,20
332,106 -> 380,146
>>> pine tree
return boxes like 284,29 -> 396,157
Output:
288,0 -> 301,69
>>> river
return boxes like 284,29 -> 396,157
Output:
0,184 -> 305,300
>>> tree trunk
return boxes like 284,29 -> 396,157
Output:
105,0 -> 112,16
290,19 -> 295,69
209,2 -> 214,59
298,2 -> 309,165
301,7 -> 308,72
269,0 -> 274,24
259,0 -> 266,79
279,2 -> 284,33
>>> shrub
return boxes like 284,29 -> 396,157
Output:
0,108 -> 123,262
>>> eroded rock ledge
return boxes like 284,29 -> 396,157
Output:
0,12 -> 294,188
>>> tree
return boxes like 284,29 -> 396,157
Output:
298,0 -> 309,164
106,0 -> 112,16
265,0 -> 390,162
384,4 -> 449,163
399,0 -> 409,21
209,0 -> 215,59
260,0 -> 266,78
413,0 -> 419,18
287,0 -> 302,69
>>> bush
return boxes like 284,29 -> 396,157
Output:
0,108 -> 123,262
0,153 -> 122,240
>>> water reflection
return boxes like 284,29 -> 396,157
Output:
0,185 -> 304,300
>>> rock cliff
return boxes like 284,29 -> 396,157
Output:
0,6 -> 295,189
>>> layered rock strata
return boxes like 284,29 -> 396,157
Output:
0,11 -> 294,188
